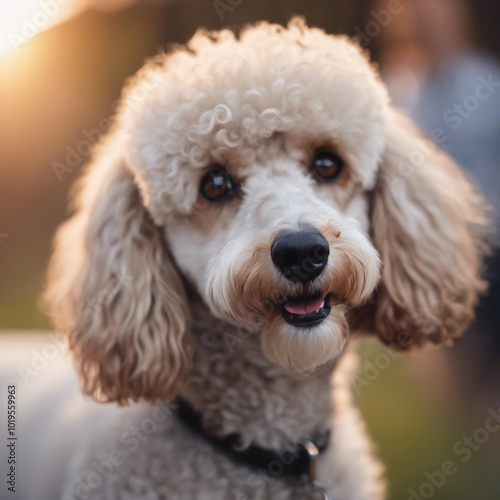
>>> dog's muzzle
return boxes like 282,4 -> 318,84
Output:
271,229 -> 332,328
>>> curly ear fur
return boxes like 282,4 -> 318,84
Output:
371,108 -> 489,349
44,137 -> 193,404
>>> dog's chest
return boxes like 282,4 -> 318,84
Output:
59,398 -> 383,500
61,415 -> 329,499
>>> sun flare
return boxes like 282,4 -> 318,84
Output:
0,0 -> 80,53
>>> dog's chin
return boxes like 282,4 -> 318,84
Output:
261,304 -> 349,372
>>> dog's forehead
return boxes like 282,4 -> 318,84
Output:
161,34 -> 386,134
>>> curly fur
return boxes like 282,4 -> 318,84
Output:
371,109 -> 488,347
45,149 -> 193,404
41,18 -> 489,500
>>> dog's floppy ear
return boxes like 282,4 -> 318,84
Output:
369,108 -> 489,349
44,136 -> 193,404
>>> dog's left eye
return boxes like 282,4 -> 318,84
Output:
310,149 -> 344,183
200,167 -> 237,202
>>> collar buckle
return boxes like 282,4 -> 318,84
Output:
294,441 -> 333,500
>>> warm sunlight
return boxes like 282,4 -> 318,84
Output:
0,0 -> 82,53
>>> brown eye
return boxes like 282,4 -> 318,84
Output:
200,167 -> 237,202
310,149 -> 344,182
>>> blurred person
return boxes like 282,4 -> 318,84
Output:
364,0 -> 500,407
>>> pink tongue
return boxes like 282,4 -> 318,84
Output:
285,296 -> 325,315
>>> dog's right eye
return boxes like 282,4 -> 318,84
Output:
310,149 -> 344,183
200,167 -> 237,203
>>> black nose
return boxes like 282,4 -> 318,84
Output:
271,229 -> 330,283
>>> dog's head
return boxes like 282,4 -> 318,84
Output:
45,19 -> 488,403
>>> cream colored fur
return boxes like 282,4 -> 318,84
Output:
42,18 -> 489,500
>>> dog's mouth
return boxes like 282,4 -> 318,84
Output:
281,292 -> 331,327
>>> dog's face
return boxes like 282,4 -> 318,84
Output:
45,20 -> 488,403
166,145 -> 382,372
126,22 -> 386,371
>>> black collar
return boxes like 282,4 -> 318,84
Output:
175,397 -> 330,478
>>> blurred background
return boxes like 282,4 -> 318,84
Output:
1,0 -> 499,498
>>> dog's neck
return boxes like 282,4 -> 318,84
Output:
180,294 -> 337,451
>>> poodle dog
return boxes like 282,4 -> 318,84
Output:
41,18 -> 488,500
